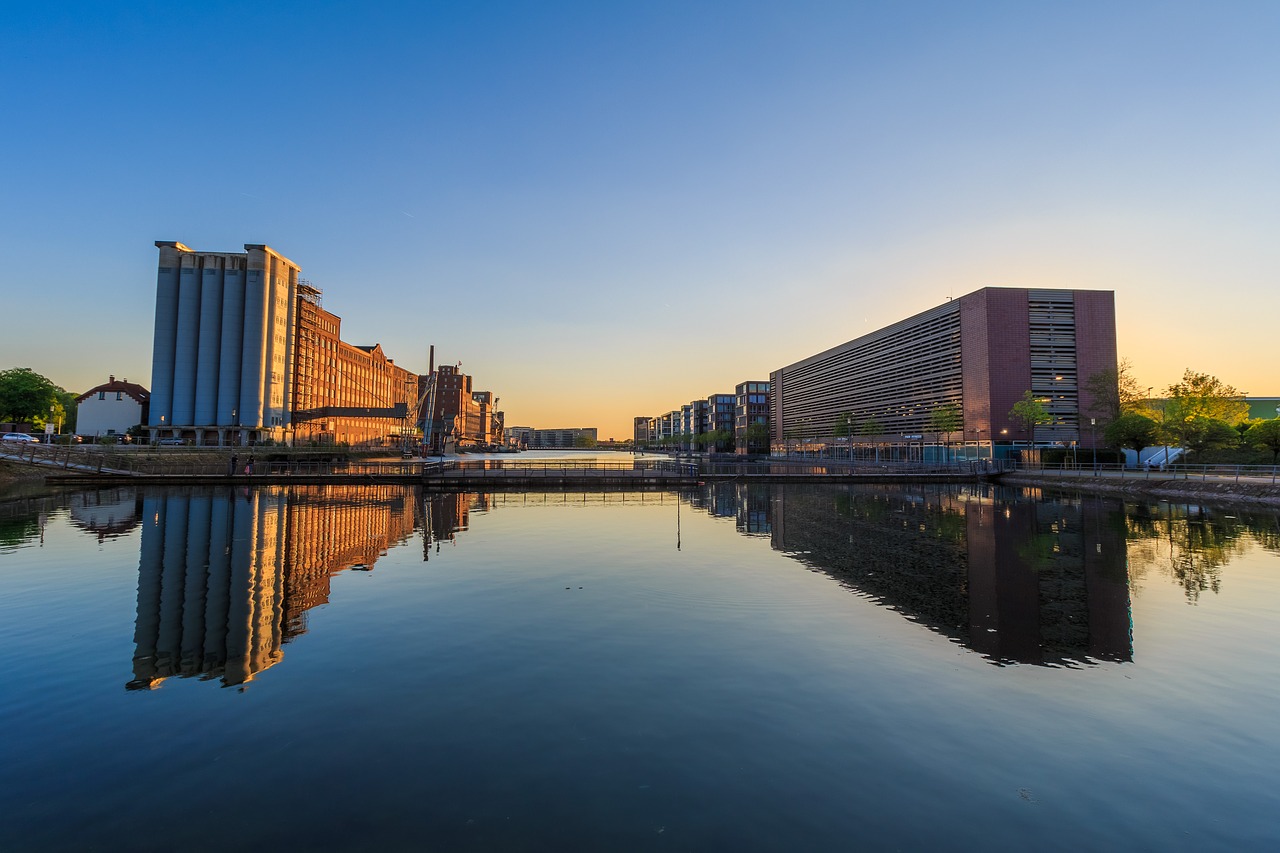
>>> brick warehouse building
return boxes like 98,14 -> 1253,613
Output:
149,242 -> 419,446
769,287 -> 1117,454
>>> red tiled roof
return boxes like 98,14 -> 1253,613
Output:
75,378 -> 150,405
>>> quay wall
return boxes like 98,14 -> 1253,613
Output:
996,472 -> 1280,508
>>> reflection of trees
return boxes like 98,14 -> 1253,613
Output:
1122,502 -> 1270,603
0,515 -> 39,547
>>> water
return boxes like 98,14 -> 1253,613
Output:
1,482 -> 1277,851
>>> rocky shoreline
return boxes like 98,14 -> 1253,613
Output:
996,471 -> 1280,508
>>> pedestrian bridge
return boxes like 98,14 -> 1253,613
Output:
5,444 -> 999,487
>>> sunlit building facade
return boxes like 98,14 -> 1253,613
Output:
769,287 -> 1117,453
149,241 -> 420,446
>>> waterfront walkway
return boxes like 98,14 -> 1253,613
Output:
7,442 -> 1275,497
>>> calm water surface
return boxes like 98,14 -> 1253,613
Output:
1,481 -> 1277,851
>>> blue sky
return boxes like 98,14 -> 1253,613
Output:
2,1 -> 1276,438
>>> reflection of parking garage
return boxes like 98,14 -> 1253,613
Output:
768,485 -> 1132,665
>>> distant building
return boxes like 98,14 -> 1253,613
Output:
633,416 -> 655,447
769,287 -> 1117,454
513,427 -> 598,449
1246,397 -> 1280,421
75,376 -> 150,438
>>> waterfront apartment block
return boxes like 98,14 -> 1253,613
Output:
149,242 -> 421,447
769,287 -> 1117,452
735,381 -> 770,454
634,416 -> 655,446
634,384 -> 765,453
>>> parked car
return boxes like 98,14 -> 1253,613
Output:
157,438 -> 186,446
3,432 -> 38,443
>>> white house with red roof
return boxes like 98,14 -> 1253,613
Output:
76,376 -> 150,438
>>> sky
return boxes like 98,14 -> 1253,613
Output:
2,1 -> 1276,439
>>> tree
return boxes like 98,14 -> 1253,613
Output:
1174,417 -> 1239,456
859,416 -> 885,461
573,433 -> 597,448
0,367 -> 62,424
54,389 -> 78,433
1082,358 -> 1146,423
1245,419 -> 1280,464
1165,370 -> 1249,426
1009,391 -> 1052,445
929,405 -> 962,449
1104,413 -> 1158,452
746,422 -> 771,454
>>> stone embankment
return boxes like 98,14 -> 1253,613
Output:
0,460 -> 48,489
996,471 -> 1280,508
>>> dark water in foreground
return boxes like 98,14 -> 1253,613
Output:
1,483 -> 1277,851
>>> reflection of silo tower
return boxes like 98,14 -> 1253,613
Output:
129,490 -> 288,690
128,486 -> 419,690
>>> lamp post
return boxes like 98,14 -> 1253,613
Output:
1089,417 -> 1097,472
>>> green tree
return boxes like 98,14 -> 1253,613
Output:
1082,358 -> 1146,423
0,367 -> 62,424
54,389 -> 78,433
573,433 -> 597,448
1175,417 -> 1239,456
859,416 -> 885,461
1165,369 -> 1249,426
746,422 -> 771,453
929,405 -> 962,448
1009,391 -> 1052,445
1104,413 -> 1158,452
1244,419 -> 1280,464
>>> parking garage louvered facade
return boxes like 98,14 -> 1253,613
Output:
770,287 -> 1116,450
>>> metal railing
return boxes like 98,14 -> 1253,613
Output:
2,442 -> 1020,481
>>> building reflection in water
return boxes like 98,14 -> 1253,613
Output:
123,481 -> 1153,688
128,486 -> 471,690
758,485 -> 1133,665
70,488 -> 143,541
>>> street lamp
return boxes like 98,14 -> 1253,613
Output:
1089,417 -> 1097,470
